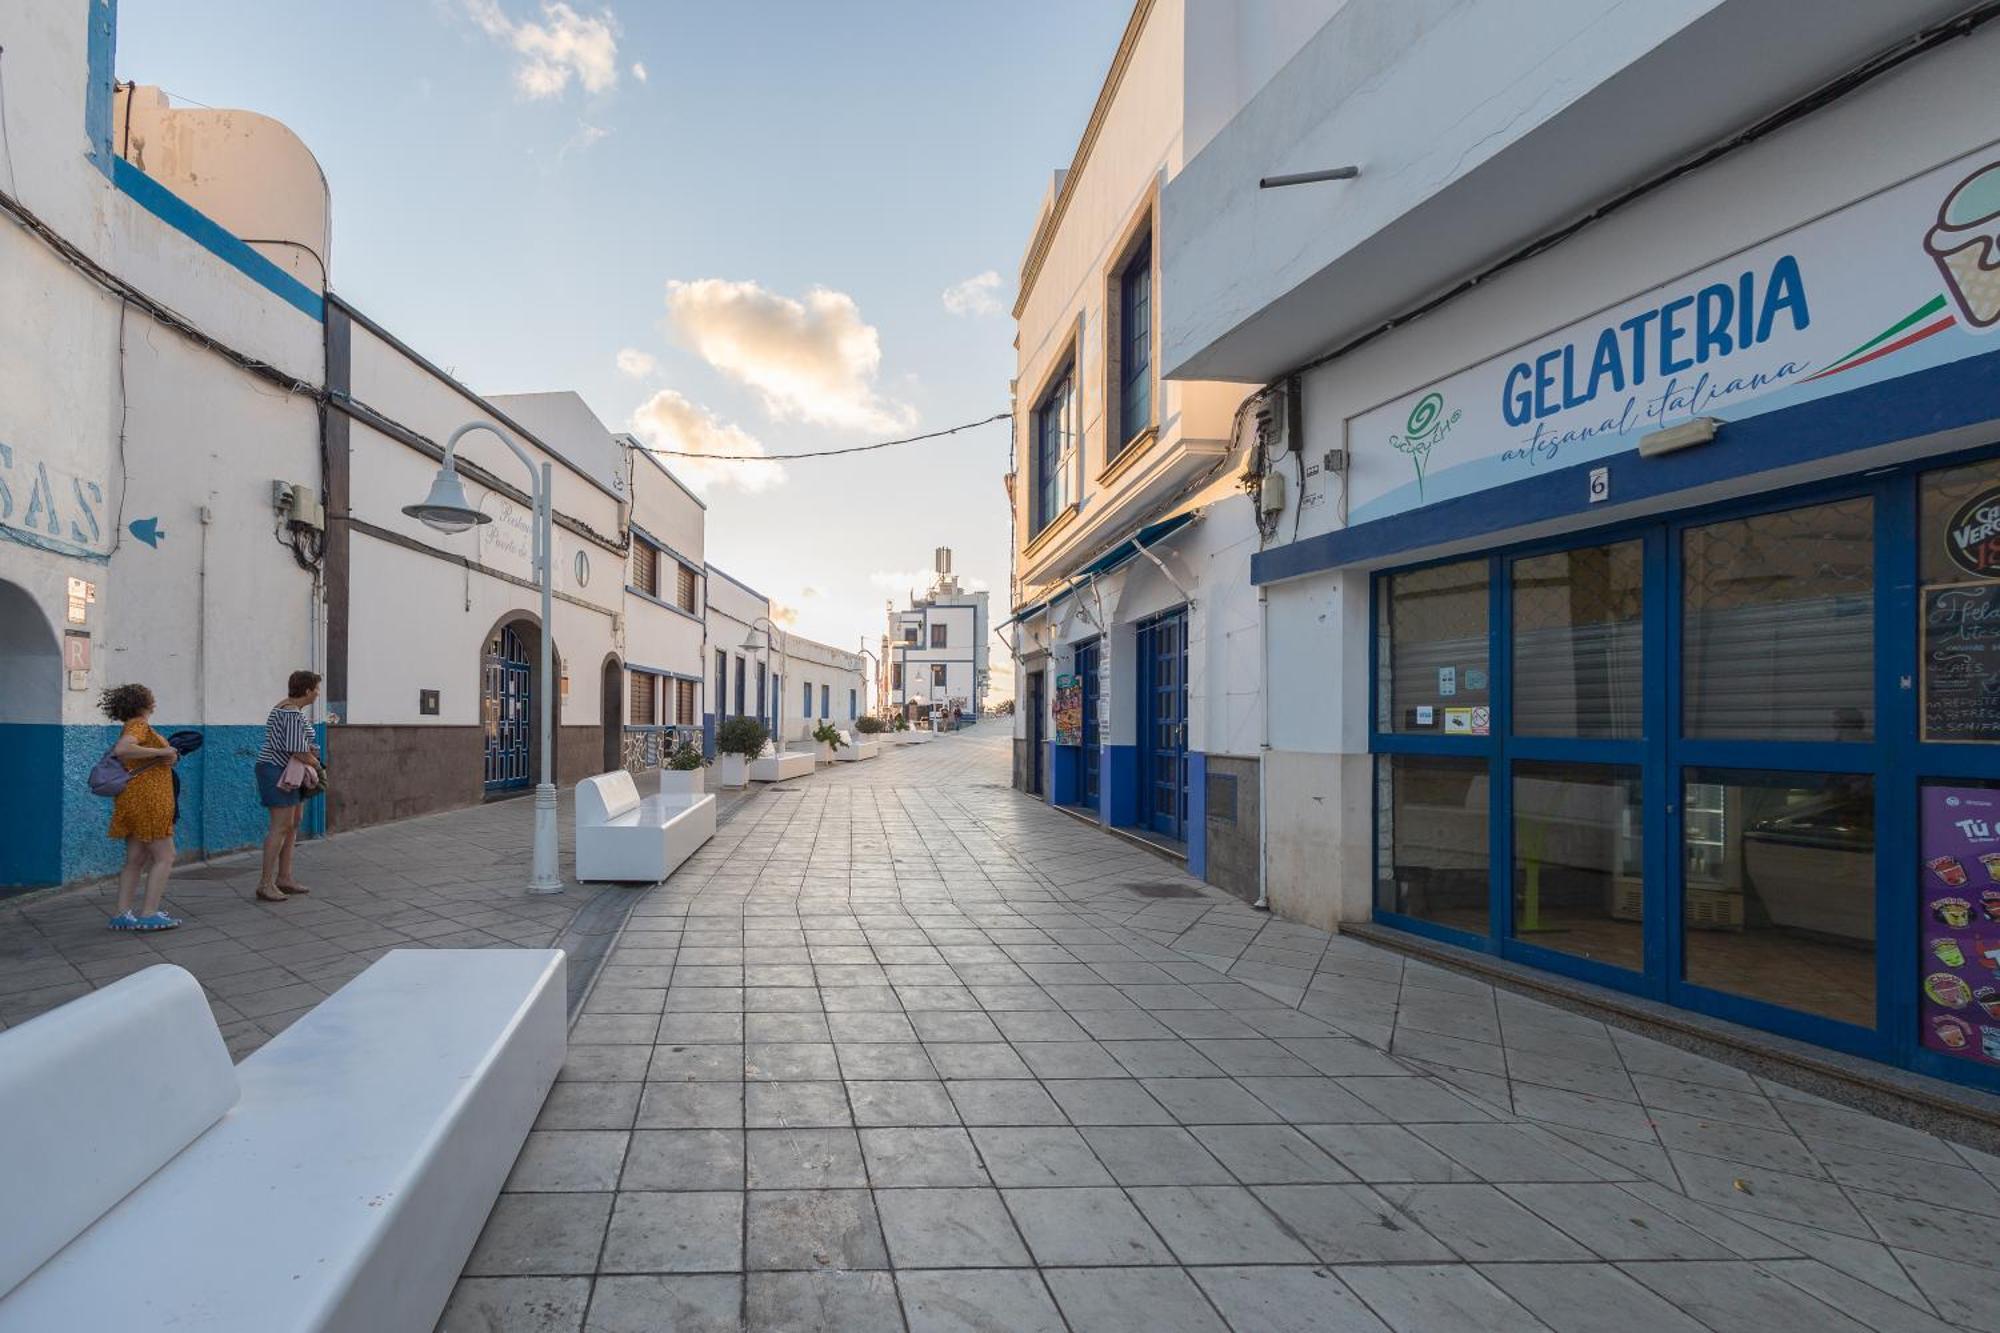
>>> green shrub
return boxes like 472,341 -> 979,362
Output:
666,739 -> 705,771
854,715 -> 886,735
812,721 -> 845,749
716,716 -> 769,759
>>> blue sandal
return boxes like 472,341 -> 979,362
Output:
107,912 -> 139,931
132,912 -> 182,932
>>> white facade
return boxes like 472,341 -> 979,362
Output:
779,636 -> 867,743
888,561 -> 989,721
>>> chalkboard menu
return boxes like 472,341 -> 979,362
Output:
1924,581 -> 2000,743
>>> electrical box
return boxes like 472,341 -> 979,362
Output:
285,484 -> 326,532
1258,471 -> 1287,516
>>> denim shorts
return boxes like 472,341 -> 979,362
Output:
255,761 -> 301,809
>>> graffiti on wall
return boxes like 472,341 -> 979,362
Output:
0,441 -> 113,558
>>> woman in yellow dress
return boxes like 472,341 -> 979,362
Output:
101,683 -> 181,931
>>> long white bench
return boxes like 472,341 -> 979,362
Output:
748,743 -> 815,782
575,770 -> 716,883
833,729 -> 881,762
0,950 -> 565,1333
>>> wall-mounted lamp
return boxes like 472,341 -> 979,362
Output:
1639,417 -> 1721,457
1259,165 -> 1360,189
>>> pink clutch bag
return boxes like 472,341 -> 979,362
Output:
277,758 -> 319,792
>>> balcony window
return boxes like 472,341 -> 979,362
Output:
1033,366 -> 1076,536
1115,231 -> 1152,453
930,624 -> 947,649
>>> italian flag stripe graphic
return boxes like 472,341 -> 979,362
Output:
1805,293 -> 1955,382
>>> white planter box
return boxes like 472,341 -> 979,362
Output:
658,767 -> 704,797
716,754 -> 748,787
813,742 -> 834,764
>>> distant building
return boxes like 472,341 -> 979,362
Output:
887,548 -> 989,723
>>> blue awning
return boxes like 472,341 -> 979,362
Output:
999,509 -> 1200,630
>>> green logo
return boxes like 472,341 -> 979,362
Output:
1389,391 -> 1461,500
1406,393 -> 1443,437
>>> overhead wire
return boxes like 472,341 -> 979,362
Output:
629,412 -> 1010,462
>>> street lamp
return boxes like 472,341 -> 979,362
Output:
857,643 -> 880,719
404,421 -> 563,895
743,617 -> 789,744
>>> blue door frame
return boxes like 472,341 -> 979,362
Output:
1368,439 -> 2000,1095
1077,639 -> 1102,812
482,624 -> 532,792
1139,608 -> 1188,840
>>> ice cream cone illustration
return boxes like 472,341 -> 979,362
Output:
1927,161 -> 2000,329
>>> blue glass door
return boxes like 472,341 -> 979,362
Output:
1077,639 -> 1101,810
1140,609 -> 1188,839
483,624 -> 532,792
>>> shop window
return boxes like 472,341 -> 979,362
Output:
1376,754 -> 1489,932
675,563 -> 698,613
1377,559 -> 1490,733
1917,779 -> 2000,1073
1511,762 -> 1643,972
631,541 -> 660,598
1681,768 -> 1875,1027
1920,458 -> 2000,744
629,671 -> 656,726
1682,498 -> 1873,741
1512,541 -> 1642,738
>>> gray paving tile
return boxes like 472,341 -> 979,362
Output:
534,1082 -> 642,1131
838,1042 -> 942,1080
1620,1261 -> 1877,1333
1003,1187 -> 1174,1266
1478,1263 -> 1706,1333
1191,1124 -> 1355,1184
897,1268 -> 1064,1333
1042,1266 -> 1228,1333
745,1271 -> 904,1332
876,1187 -> 1032,1267
971,1126 -> 1114,1187
745,1188 -> 888,1270
945,1079 -> 1068,1125
598,1190 -> 744,1273
620,1129 -> 744,1191
1079,1125 -> 1233,1185
861,1127 -> 991,1186
745,1127 -> 868,1188
438,1275 -> 592,1332
635,1081 -> 743,1129
849,1080 -> 961,1126
584,1275 -> 742,1333
1254,1184 -> 1457,1263
1125,1185 -> 1314,1264
1189,1265 -> 1389,1332
505,1130 -> 630,1193
1336,1264 -> 1549,1333
1376,1183 -> 1596,1261
465,1193 -> 613,1276
1043,1078 -> 1172,1125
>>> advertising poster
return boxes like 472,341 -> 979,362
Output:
1919,786 -> 2000,1069
1052,673 -> 1083,747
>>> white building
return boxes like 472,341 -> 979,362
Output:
779,635 -> 868,744
610,430 -> 708,767
1001,0 -> 1334,901
887,548 -> 989,724
1163,0 -> 2000,1093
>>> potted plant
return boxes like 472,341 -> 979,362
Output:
855,715 -> 886,735
811,720 -> 845,763
659,738 -> 705,796
715,717 -> 768,787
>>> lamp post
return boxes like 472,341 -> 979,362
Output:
404,421 -> 563,895
743,617 -> 789,745
857,643 -> 880,720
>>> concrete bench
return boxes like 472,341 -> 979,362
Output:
833,729 -> 881,762
575,770 -> 716,883
0,950 -> 565,1333
748,745 -> 815,782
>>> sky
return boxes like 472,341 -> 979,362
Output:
115,0 -> 1133,678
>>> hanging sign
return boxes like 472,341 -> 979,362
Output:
1347,144 -> 2000,525
1918,786 -> 2000,1070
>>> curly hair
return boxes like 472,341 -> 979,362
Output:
99,683 -> 155,722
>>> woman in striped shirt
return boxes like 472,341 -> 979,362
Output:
255,670 -> 323,904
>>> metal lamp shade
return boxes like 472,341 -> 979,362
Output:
403,464 -> 490,534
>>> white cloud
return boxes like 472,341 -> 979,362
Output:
615,347 -> 657,378
628,389 -> 785,494
941,270 -> 1003,317
664,278 -> 915,433
771,603 -> 801,628
558,121 -> 611,159
631,60 -> 648,81
463,1 -> 621,100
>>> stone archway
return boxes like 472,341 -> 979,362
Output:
0,581 -> 63,890
478,611 -> 560,796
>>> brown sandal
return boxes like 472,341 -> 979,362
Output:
277,882 -> 310,895
255,886 -> 289,903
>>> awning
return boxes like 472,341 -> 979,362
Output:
997,509 -> 1200,630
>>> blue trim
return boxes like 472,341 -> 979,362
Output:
1104,744 -> 1139,828
627,662 -> 703,684
1257,347 -> 2000,583
0,725 -> 65,887
110,159 -> 324,321
85,0 -> 118,176
1186,751 -> 1207,880
1051,743 -> 1081,808
626,584 -> 704,624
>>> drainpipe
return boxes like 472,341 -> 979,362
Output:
1255,583 -> 1271,911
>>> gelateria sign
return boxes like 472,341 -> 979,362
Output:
1350,142 -> 2000,524
0,440 -> 113,559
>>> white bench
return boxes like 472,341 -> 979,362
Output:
833,729 -> 880,762
747,742 -> 815,782
575,770 -> 716,883
0,950 -> 564,1333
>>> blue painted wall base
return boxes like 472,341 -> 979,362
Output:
1104,745 -> 1139,829
1051,745 -> 1081,808
1186,751 -> 1208,880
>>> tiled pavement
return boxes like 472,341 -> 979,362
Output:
0,791 -> 689,1057
446,732 -> 2000,1333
